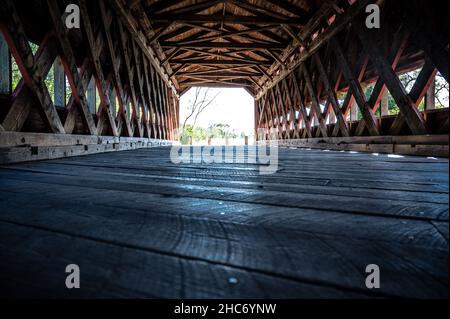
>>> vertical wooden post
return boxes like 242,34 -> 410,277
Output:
254,99 -> 259,132
350,100 -> 358,122
380,92 -> 389,116
425,77 -> 436,110
329,108 -> 336,124
87,77 -> 96,114
0,33 -> 9,94
110,87 -> 117,118
54,56 -> 65,108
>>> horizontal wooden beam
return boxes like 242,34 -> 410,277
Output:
148,14 -> 303,25
160,41 -> 285,49
178,72 -> 261,77
170,59 -> 271,65
0,131 -> 176,164
276,135 -> 449,158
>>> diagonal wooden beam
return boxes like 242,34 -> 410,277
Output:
0,1 -> 64,134
331,38 -> 380,136
355,26 -> 428,135
117,20 -> 143,137
267,89 -> 280,135
275,82 -> 289,138
256,0 -> 372,100
353,27 -> 410,136
142,56 -> 157,138
47,0 -> 96,135
63,59 -> 93,134
79,0 -> 118,137
112,0 -> 178,97
399,4 -> 448,82
301,66 -> 328,137
130,39 -> 152,138
1,34 -> 57,131
331,55 -> 369,137
290,72 -> 313,138
389,59 -> 437,134
148,63 -> 164,139
264,0 -> 309,19
313,53 -> 350,137
281,77 -> 300,139
99,0 -> 133,137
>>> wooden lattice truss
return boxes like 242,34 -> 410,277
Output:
0,0 -> 448,146
255,0 -> 449,139
0,0 -> 179,140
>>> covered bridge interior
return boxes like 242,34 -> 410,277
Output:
0,0 -> 448,298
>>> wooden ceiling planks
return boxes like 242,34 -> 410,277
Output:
135,0 -> 316,94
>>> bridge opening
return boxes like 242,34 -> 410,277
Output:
179,87 -> 255,145
0,0 -> 448,300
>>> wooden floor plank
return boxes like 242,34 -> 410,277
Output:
0,146 -> 448,298
2,163 -> 448,204
0,222 -> 370,299
0,170 -> 446,221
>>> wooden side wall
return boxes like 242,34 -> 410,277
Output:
0,0 -> 179,145
255,0 -> 449,156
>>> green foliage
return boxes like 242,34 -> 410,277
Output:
11,42 -> 39,91
206,123 -> 238,139
180,123 -> 238,144
11,55 -> 21,92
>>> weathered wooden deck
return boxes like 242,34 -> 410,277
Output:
0,147 -> 448,298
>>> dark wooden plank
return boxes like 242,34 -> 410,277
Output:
0,177 -> 447,249
0,222 -> 366,298
0,185 -> 447,298
0,32 -> 9,94
0,147 -> 447,298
